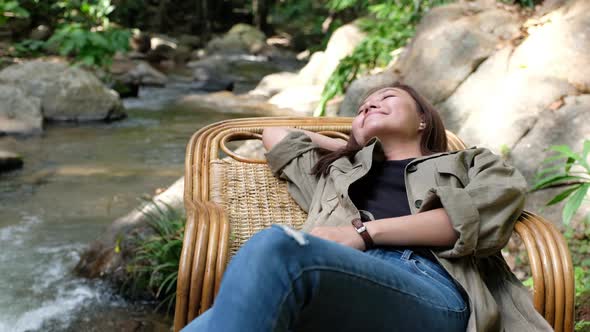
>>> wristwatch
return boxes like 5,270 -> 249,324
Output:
351,218 -> 374,250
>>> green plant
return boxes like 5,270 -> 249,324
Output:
531,140 -> 590,225
12,38 -> 45,56
127,202 -> 185,313
0,0 -> 29,25
46,23 -> 130,67
575,266 -> 590,299
499,0 -> 541,8
314,0 -> 448,116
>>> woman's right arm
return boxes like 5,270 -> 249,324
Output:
262,127 -> 347,152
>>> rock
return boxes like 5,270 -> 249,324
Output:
63,304 -> 171,332
150,34 -> 178,49
75,177 -> 185,279
439,0 -> 590,151
296,51 -> 326,86
205,23 -> 266,55
176,91 -> 296,116
29,25 -> 51,41
0,150 -> 23,173
249,72 -> 299,98
146,44 -> 175,63
250,23 -> 365,114
0,61 -> 125,122
510,95 -> 590,225
0,84 -> 43,135
113,60 -> 168,87
130,32 -> 151,53
439,47 -> 576,150
268,85 -> 324,114
178,34 -> 202,49
314,24 -> 366,86
338,68 -> 400,117
173,44 -> 192,64
397,1 -> 523,105
188,54 -> 292,93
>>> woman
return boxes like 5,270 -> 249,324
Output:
182,83 -> 552,332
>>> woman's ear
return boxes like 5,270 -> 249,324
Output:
418,118 -> 426,130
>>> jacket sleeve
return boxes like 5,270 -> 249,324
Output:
422,148 -> 528,258
264,130 -> 322,213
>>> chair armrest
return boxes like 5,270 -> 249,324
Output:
514,211 -> 574,332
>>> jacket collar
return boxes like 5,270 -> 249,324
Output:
354,137 -> 477,168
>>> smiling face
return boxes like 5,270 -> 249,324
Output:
351,87 -> 424,146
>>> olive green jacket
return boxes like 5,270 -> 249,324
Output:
265,131 -> 553,332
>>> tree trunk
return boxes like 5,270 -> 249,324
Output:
192,0 -> 211,40
253,0 -> 269,33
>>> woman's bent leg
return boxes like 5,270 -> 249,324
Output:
182,224 -> 468,332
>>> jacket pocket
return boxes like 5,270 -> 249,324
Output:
435,158 -> 468,188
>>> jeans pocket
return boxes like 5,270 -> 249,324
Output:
407,259 -> 466,312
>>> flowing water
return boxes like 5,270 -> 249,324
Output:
0,79 -> 261,331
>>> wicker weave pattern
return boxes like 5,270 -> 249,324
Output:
210,159 -> 308,258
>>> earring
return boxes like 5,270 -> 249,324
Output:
419,122 -> 426,129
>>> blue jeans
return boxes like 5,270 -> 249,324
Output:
182,224 -> 469,332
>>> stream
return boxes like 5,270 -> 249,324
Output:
0,78 -> 263,331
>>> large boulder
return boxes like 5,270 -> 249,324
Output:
440,0 -> 590,151
257,23 -> 365,114
0,84 -> 43,135
206,24 -> 267,55
511,95 -> 590,225
397,1 -> 523,105
0,61 -> 125,122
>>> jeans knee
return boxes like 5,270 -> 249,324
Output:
240,225 -> 307,264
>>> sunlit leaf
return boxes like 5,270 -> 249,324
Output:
562,183 -> 590,225
546,185 -> 581,206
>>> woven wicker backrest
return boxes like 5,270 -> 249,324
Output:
209,159 -> 308,257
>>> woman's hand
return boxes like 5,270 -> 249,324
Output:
309,225 -> 366,251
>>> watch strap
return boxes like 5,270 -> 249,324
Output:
351,218 -> 374,250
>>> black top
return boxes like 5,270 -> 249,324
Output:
349,158 -> 414,220
349,158 -> 437,262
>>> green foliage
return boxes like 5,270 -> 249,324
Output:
577,320 -> 590,332
13,38 -> 45,56
499,0 -> 541,8
126,202 -> 185,314
45,23 -> 130,67
0,0 -> 29,25
532,140 -> 590,225
50,0 -> 114,28
314,0 -> 448,116
270,0 -> 334,52
575,266 -> 590,299
5,0 -> 129,68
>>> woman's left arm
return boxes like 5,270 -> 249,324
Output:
371,148 -> 528,258
310,208 -> 456,251
311,148 -> 527,255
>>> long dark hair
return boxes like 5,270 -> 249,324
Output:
311,83 -> 447,176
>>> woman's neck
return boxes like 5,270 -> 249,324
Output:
378,138 -> 423,161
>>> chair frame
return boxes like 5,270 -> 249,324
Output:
174,116 -> 575,332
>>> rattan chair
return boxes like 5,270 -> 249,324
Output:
174,116 -> 575,332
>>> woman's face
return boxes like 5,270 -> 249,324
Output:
351,87 -> 423,146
